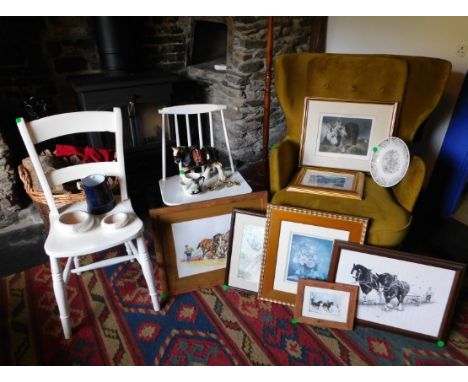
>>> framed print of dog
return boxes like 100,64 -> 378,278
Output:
330,241 -> 466,341
299,98 -> 398,172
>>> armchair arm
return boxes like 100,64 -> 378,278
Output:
392,155 -> 425,213
269,138 -> 300,194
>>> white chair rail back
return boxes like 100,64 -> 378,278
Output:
16,108 -> 128,217
158,104 -> 235,180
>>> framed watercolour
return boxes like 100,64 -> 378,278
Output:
225,209 -> 267,293
294,279 -> 359,330
330,241 -> 466,341
258,205 -> 368,306
287,166 -> 365,200
299,98 -> 398,172
150,191 -> 268,295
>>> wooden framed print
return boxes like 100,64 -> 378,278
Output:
225,209 -> 267,293
258,205 -> 368,306
287,166 -> 365,200
330,240 -> 466,341
299,98 -> 398,172
294,279 -> 359,330
150,191 -> 268,295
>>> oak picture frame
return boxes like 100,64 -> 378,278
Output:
294,279 -> 359,330
258,205 -> 368,306
329,240 -> 466,341
150,191 -> 268,296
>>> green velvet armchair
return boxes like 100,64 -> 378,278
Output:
270,53 -> 451,247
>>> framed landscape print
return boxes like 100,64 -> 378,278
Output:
299,98 -> 398,172
150,191 -> 268,295
225,209 -> 267,293
330,241 -> 466,341
294,280 -> 359,330
287,166 -> 365,200
258,205 -> 368,306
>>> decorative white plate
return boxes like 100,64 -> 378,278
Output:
370,137 -> 410,187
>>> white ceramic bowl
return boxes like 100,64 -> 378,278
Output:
57,210 -> 94,234
101,212 -> 129,230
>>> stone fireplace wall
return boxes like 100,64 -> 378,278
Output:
141,16 -> 322,165
0,16 -> 324,225
0,131 -> 20,227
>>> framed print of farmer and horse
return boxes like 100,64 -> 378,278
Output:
330,241 -> 466,341
150,191 -> 268,295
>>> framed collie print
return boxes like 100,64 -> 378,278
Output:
330,241 -> 466,341
299,98 -> 398,172
258,205 -> 368,306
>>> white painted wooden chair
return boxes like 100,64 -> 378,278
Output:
16,108 -> 160,339
158,104 -> 252,205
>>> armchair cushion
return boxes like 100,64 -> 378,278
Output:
271,175 -> 412,247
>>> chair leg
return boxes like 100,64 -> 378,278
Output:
50,257 -> 72,339
136,235 -> 160,311
124,242 -> 135,262
73,257 -> 81,274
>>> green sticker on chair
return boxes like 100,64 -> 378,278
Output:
16,117 -> 23,123
222,284 -> 229,291
291,317 -> 299,324
160,293 -> 169,300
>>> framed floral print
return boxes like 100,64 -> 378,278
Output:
258,205 -> 368,306
225,209 -> 267,293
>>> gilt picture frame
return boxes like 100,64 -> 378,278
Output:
258,205 -> 368,306
299,98 -> 398,172
294,279 -> 359,330
225,209 -> 267,293
287,166 -> 365,200
330,240 -> 466,341
150,191 -> 268,295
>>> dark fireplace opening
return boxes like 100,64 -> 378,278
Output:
190,20 -> 227,67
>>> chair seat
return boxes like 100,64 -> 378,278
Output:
45,199 -> 143,258
271,175 -> 412,247
159,170 -> 252,206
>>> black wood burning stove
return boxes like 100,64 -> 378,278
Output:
70,17 -> 200,212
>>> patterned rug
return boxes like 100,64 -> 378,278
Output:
1,235 -> 468,365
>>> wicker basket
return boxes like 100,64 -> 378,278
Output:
18,164 -> 86,226
18,164 -> 119,227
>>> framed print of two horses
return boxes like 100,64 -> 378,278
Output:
330,241 -> 465,341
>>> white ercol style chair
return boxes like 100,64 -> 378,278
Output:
16,108 -> 160,339
158,104 -> 252,206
